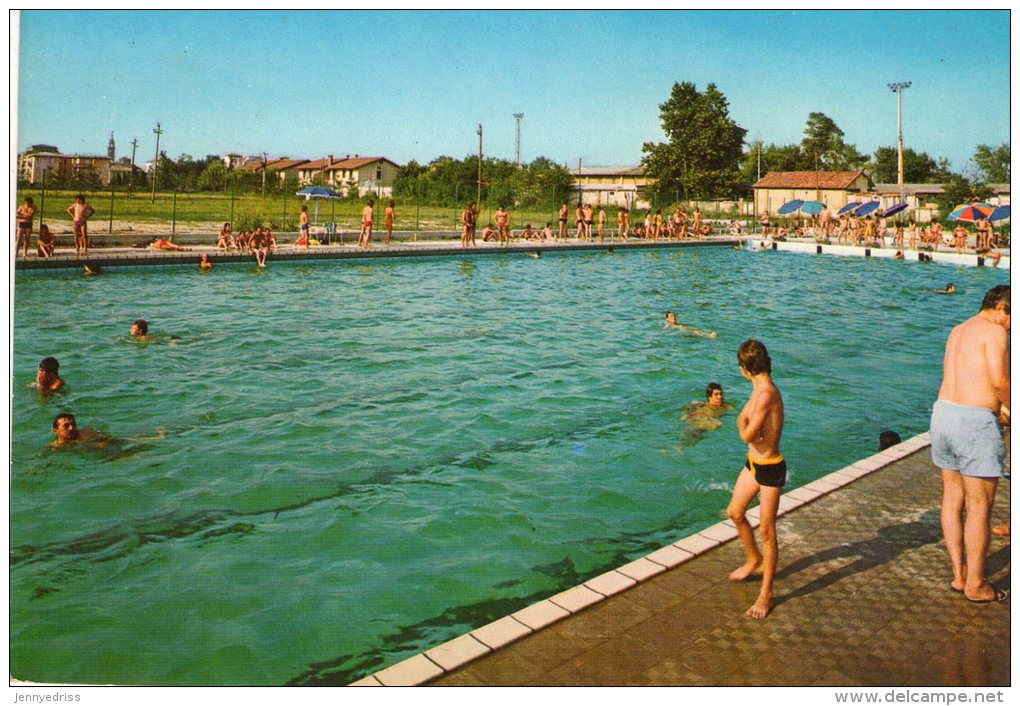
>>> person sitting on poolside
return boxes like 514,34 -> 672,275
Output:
519,224 -> 535,241
36,224 -> 55,258
541,222 -> 554,240
976,247 -> 1002,268
729,220 -> 743,236
665,311 -> 718,338
130,319 -> 149,338
216,222 -> 234,251
150,237 -> 191,252
199,253 -> 213,271
36,357 -> 64,393
481,223 -> 499,242
251,229 -> 269,268
937,283 -> 957,295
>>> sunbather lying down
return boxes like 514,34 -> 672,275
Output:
148,238 -> 191,251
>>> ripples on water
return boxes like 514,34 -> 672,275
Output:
11,249 -> 1006,684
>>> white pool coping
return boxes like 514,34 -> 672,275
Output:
754,239 -> 1010,269
350,431 -> 933,686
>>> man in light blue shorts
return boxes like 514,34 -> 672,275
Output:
932,284 -> 1010,603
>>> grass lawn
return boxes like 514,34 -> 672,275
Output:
18,188 -> 572,235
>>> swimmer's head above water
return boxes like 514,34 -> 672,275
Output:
705,382 -> 725,406
131,319 -> 148,337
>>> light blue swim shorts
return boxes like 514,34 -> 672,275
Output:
930,399 -> 1005,478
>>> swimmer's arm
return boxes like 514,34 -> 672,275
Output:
127,427 -> 167,443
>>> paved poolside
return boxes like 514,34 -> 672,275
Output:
368,437 -> 1011,686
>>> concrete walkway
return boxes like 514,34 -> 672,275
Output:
13,237 -> 736,271
367,437 -> 1010,686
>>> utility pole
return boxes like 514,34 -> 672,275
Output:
513,113 -> 524,167
129,138 -> 138,197
150,122 -> 162,203
476,124 -> 483,207
888,81 -> 911,205
261,152 -> 267,196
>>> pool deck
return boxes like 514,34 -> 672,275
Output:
354,434 -> 1011,686
12,236 -> 736,271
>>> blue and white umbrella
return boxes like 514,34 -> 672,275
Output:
854,201 -> 881,217
296,186 -> 341,225
989,205 -> 1010,222
777,199 -> 804,215
837,202 -> 861,216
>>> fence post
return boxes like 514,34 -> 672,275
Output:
282,192 -> 287,230
171,187 -> 178,235
415,177 -> 420,239
39,170 -> 47,230
230,174 -> 236,226
108,184 -> 115,233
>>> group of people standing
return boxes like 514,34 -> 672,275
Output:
15,194 -> 85,258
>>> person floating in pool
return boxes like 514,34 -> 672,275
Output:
937,283 -> 957,295
36,357 -> 64,394
199,253 -> 213,271
665,311 -> 718,338
129,318 -> 180,345
49,412 -> 166,450
680,382 -> 734,447
82,264 -> 102,276
130,319 -> 149,338
727,339 -> 786,620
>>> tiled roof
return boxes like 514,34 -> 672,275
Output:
753,171 -> 866,189
266,159 -> 308,172
576,165 -> 645,177
324,156 -> 398,171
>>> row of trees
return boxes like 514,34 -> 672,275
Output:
641,81 -> 1010,210
393,156 -> 574,208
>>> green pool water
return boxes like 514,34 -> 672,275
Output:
10,247 -> 1007,685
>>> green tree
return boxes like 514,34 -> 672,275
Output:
933,174 -> 992,220
197,160 -> 228,192
800,112 -> 866,170
739,143 -> 805,184
870,146 -> 952,183
973,143 -> 1010,183
642,81 -> 747,200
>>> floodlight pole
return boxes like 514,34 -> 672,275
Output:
888,81 -> 911,205
150,122 -> 162,203
513,113 -> 524,167
129,138 -> 138,197
476,124 -> 483,207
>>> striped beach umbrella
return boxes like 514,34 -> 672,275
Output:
946,203 -> 994,222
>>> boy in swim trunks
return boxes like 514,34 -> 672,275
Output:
66,194 -> 95,256
297,206 -> 310,248
16,196 -> 35,257
726,339 -> 785,619
931,284 -> 1010,603
359,200 -> 374,248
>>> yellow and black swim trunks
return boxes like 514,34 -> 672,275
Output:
746,455 -> 787,488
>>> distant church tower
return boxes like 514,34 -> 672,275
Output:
108,132 -> 116,160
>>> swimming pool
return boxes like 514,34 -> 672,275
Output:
10,247 -> 1007,685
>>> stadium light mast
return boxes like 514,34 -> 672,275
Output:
150,122 -> 162,203
888,81 -> 911,204
476,124 -> 483,207
513,113 -> 524,167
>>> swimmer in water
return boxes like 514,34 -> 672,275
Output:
665,311 -> 718,338
937,283 -> 957,295
680,382 -> 735,447
49,412 -> 166,449
130,319 -> 149,338
82,264 -> 103,276
36,357 -> 64,393
199,253 -> 213,271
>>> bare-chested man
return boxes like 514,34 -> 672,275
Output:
494,205 -> 511,245
558,202 -> 569,239
358,199 -> 374,248
461,202 -> 477,247
617,207 -> 629,240
727,339 -> 785,619
16,196 -> 36,257
50,413 -> 113,448
597,206 -> 606,241
931,284 -> 1010,603
67,194 -> 95,256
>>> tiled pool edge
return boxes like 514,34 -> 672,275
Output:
761,239 -> 1010,270
349,432 -> 933,686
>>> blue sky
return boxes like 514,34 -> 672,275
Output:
14,9 -> 1011,173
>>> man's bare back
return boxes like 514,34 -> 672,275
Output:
938,312 -> 1010,413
